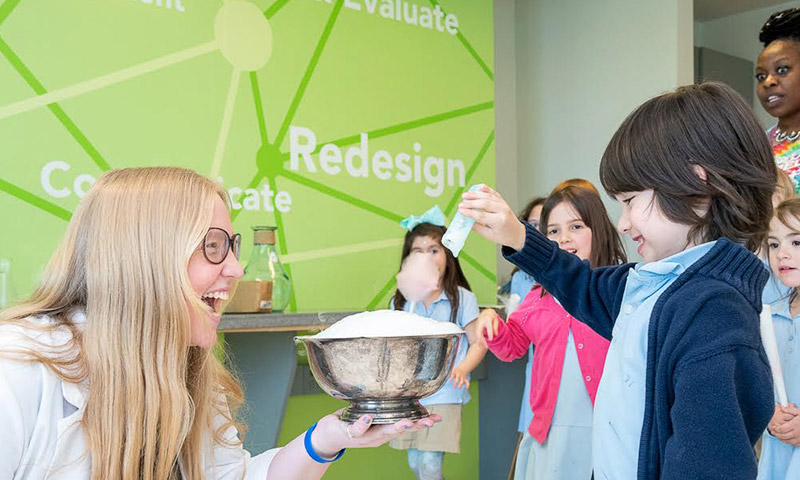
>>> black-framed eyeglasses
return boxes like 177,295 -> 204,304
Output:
202,228 -> 241,265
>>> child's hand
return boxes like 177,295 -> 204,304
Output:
770,403 -> 797,427
458,185 -> 527,251
450,365 -> 470,389
475,308 -> 500,341
768,404 -> 792,435
311,410 -> 442,456
771,404 -> 800,446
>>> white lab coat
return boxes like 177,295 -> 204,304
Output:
0,313 -> 277,479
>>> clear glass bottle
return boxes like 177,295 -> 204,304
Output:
242,226 -> 292,312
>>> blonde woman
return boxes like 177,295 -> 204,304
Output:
0,167 -> 438,480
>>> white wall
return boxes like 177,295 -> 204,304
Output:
493,0 -> 519,282
514,0 -> 693,199
504,0 -> 692,261
695,0 -> 800,127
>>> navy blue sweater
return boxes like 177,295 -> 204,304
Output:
503,224 -> 774,480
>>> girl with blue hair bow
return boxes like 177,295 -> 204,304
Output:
389,205 -> 488,480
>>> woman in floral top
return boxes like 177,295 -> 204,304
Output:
758,8 -> 800,194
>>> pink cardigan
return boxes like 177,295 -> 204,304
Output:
486,287 -> 609,442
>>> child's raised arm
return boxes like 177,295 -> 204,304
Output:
459,186 -> 631,339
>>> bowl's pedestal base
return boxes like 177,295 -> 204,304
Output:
340,398 -> 429,424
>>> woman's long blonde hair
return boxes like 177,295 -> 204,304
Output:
0,167 -> 245,480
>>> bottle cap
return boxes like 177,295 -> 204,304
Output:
252,226 -> 277,245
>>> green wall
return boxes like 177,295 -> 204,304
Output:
0,0 -> 496,311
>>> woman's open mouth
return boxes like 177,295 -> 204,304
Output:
201,291 -> 229,313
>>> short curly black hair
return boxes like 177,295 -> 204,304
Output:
760,8 -> 800,46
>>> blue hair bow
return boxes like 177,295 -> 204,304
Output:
400,205 -> 447,231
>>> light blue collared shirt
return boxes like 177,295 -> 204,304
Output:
510,270 -> 537,432
592,241 -> 717,480
510,270 -> 536,301
394,286 -> 480,405
758,296 -> 800,479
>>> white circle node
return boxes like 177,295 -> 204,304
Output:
215,1 -> 273,71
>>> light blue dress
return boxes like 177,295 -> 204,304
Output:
399,286 -> 480,406
522,331 -> 594,480
511,270 -> 537,433
758,297 -> 800,480
509,270 -> 537,480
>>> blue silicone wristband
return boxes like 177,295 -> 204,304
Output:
304,422 -> 346,463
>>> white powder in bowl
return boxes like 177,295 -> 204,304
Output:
313,309 -> 463,339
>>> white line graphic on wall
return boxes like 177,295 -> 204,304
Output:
211,68 -> 242,178
281,238 -> 403,264
0,40 -> 220,121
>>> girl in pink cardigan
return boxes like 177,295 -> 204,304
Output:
476,183 -> 626,480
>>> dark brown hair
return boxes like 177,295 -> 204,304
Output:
539,184 -> 628,268
775,198 -> 800,229
599,82 -> 776,252
510,196 -> 546,277
392,223 -> 471,323
519,197 -> 547,223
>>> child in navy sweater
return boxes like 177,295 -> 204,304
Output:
459,83 -> 775,480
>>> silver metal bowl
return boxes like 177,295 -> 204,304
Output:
295,334 -> 461,424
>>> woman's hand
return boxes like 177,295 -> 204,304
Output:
458,185 -> 527,251
267,411 -> 441,479
475,308 -> 500,341
310,411 -> 441,458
